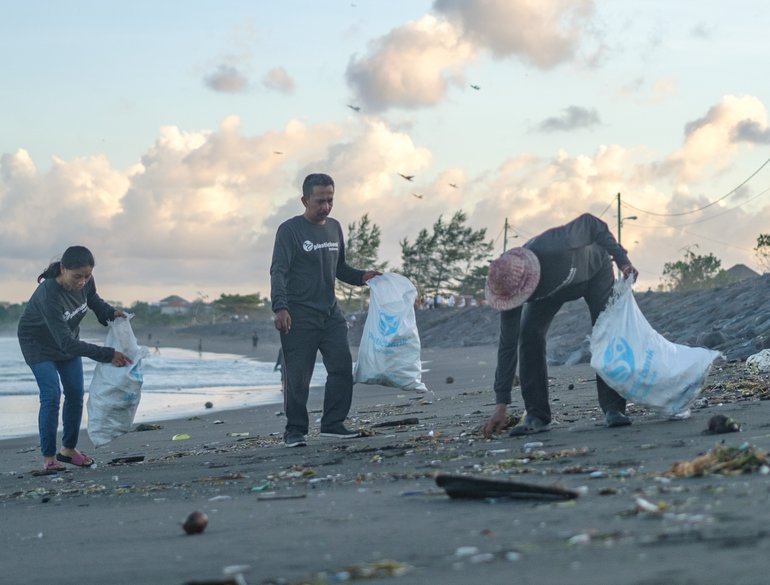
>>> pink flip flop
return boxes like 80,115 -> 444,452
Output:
56,452 -> 95,467
43,459 -> 67,472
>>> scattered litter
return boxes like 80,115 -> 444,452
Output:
208,495 -> 232,502
522,441 -> 543,449
182,510 -> 208,535
705,414 -> 740,434
213,420 -> 225,425
435,474 -> 579,501
172,433 -> 191,441
455,546 -> 479,557
250,482 -> 273,492
371,418 -> 419,428
746,349 -> 770,373
133,423 -> 162,432
109,456 -> 145,465
227,432 -> 250,438
668,443 -> 768,477
256,493 -> 307,501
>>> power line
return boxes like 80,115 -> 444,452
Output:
621,154 -> 770,217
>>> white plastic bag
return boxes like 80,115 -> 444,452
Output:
746,349 -> 770,373
353,273 -> 428,392
589,278 -> 720,415
87,315 -> 150,447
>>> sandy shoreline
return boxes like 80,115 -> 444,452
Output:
2,337 -> 770,584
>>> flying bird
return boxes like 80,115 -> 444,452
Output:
448,183 -> 458,189
273,151 -> 284,155
470,84 -> 481,90
411,192 -> 423,199
398,173 -> 415,182
347,104 -> 361,112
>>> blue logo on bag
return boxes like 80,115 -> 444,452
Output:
602,337 -> 635,383
378,312 -> 400,336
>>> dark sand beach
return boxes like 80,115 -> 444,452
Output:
2,333 -> 770,585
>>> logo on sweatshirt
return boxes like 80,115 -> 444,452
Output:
63,303 -> 88,322
303,240 -> 338,252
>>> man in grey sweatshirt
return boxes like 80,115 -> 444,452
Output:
270,173 -> 380,447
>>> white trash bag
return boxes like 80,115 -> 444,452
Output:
87,315 -> 150,447
746,349 -> 770,373
353,273 -> 428,392
589,278 -> 721,415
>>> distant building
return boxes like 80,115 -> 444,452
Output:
724,264 -> 760,283
158,295 -> 192,315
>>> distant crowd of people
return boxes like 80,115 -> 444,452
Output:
416,293 -> 478,310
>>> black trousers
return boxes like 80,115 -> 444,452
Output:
280,305 -> 353,435
511,266 -> 626,423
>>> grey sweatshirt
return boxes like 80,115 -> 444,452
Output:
270,215 -> 365,314
17,277 -> 116,365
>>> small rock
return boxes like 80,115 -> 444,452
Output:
205,401 -> 214,409
445,376 -> 454,384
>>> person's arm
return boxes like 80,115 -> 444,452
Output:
483,307 -> 522,438
85,279 -> 120,325
40,290 -> 115,363
270,225 -> 294,333
334,223 -> 367,285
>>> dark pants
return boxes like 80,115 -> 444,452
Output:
516,266 -> 626,423
280,305 -> 353,435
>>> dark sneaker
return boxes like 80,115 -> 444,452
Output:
284,431 -> 307,447
508,415 -> 550,437
605,410 -> 632,428
320,425 -> 360,439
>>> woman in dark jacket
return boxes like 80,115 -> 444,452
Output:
17,246 -> 131,471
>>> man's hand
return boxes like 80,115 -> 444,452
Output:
362,270 -> 383,284
111,351 -> 132,367
274,309 -> 291,334
620,263 -> 639,282
482,404 -> 508,439
113,310 -> 128,319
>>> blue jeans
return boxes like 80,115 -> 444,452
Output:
30,357 -> 85,457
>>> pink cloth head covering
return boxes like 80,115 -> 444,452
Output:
484,247 -> 541,311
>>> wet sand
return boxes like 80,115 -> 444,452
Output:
1,340 -> 770,585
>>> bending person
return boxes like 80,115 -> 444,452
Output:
482,214 -> 638,438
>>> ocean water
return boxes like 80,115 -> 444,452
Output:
0,336 -> 327,440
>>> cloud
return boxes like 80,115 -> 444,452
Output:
666,95 -> 769,183
731,119 -> 770,144
346,0 -> 599,111
262,67 -> 295,94
535,105 -> 601,133
203,65 -> 250,93
346,15 -> 475,111
434,0 -> 597,67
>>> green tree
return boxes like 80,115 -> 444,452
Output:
336,213 -> 387,309
211,293 -> 266,317
661,246 -> 729,291
400,210 -> 493,296
755,233 -> 770,274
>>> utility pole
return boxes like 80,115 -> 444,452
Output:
503,217 -> 509,252
617,192 -> 622,247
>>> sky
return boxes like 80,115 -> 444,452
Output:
2,0 -> 770,306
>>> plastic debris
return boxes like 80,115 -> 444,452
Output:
705,414 -> 740,434
371,418 -> 419,428
133,423 -> 162,432
172,433 -> 191,441
436,474 -> 579,501
746,349 -> 770,373
669,443 -> 768,477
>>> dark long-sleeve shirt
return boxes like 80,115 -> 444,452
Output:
17,277 -> 117,365
493,213 -> 630,404
270,215 -> 365,314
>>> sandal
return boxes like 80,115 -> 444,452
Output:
56,451 -> 95,467
508,415 -> 550,437
43,459 -> 67,472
